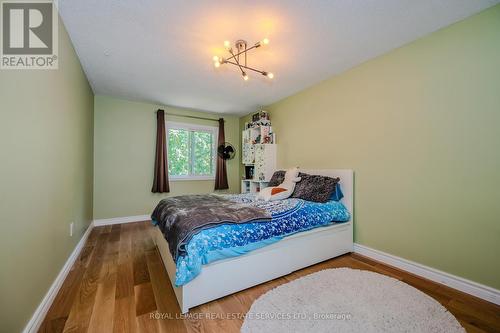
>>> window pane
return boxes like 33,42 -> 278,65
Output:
193,131 -> 213,175
168,128 -> 189,176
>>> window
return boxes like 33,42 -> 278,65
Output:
166,122 -> 218,180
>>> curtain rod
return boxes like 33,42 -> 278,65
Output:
159,110 -> 224,122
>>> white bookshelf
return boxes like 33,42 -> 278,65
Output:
241,121 -> 277,194
241,179 -> 270,194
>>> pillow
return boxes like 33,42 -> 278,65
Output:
268,170 -> 285,187
330,183 -> 344,201
291,173 -> 340,203
258,186 -> 293,201
271,187 -> 287,195
258,168 -> 302,202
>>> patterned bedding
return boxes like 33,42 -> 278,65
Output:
157,193 -> 351,286
151,194 -> 271,261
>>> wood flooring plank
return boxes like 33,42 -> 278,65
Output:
101,225 -> 113,233
118,224 -> 133,263
62,233 -> 109,333
182,317 -> 202,333
438,285 -> 500,315
132,224 -> 151,286
344,256 -> 405,280
212,294 -> 247,331
41,317 -> 67,333
350,252 -> 384,267
85,228 -> 102,247
136,312 -> 160,333
371,263 -> 453,305
140,222 -> 156,254
195,301 -> 241,333
73,246 -> 95,269
460,320 -> 490,333
115,260 -> 135,300
113,296 -> 137,333
109,224 -> 122,243
86,243 -> 119,333
145,249 -> 187,333
447,298 -> 500,333
134,282 -> 157,317
40,266 -> 86,333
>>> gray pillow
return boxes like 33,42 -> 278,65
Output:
291,173 -> 340,203
268,170 -> 286,187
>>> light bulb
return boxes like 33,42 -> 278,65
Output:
267,72 -> 274,79
214,61 -> 220,68
224,40 -> 231,49
212,55 -> 219,62
262,38 -> 270,45
243,73 -> 249,81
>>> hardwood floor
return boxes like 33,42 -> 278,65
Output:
39,222 -> 500,333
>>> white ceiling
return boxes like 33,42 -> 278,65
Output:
58,0 -> 498,115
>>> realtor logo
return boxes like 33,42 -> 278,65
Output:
1,0 -> 58,69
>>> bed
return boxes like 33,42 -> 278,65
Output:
152,169 -> 353,313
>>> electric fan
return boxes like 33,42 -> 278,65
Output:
217,142 -> 236,160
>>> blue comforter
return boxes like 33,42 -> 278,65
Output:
160,193 -> 350,286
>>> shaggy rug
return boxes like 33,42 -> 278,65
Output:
241,268 -> 464,333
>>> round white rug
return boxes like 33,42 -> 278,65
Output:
241,268 -> 465,333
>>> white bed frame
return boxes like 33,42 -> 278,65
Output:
153,169 -> 353,313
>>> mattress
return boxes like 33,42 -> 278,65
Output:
163,193 -> 351,286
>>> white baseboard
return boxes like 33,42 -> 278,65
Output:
353,243 -> 500,305
23,221 -> 95,333
93,214 -> 150,226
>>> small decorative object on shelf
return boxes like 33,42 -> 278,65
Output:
244,165 -> 254,180
251,112 -> 260,123
241,111 -> 277,193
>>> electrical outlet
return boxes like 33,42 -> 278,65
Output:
70,222 -> 74,237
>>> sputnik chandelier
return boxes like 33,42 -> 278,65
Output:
212,38 -> 274,81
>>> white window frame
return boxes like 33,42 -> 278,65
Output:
166,121 -> 218,181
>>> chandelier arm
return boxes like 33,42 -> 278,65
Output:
224,60 -> 266,75
224,44 -> 259,63
229,49 -> 246,75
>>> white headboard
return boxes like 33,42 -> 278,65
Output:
299,169 -> 353,217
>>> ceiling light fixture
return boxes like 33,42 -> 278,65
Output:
213,38 -> 273,81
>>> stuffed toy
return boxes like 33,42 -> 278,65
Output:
257,167 -> 301,201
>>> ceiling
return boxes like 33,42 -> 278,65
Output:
58,0 -> 498,115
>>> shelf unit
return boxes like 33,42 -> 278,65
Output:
241,123 -> 277,194
241,179 -> 270,194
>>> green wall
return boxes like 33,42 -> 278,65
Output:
93,95 -> 241,219
0,19 -> 94,332
262,5 -> 500,289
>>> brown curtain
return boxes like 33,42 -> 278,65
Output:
214,118 -> 229,190
152,109 -> 170,193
